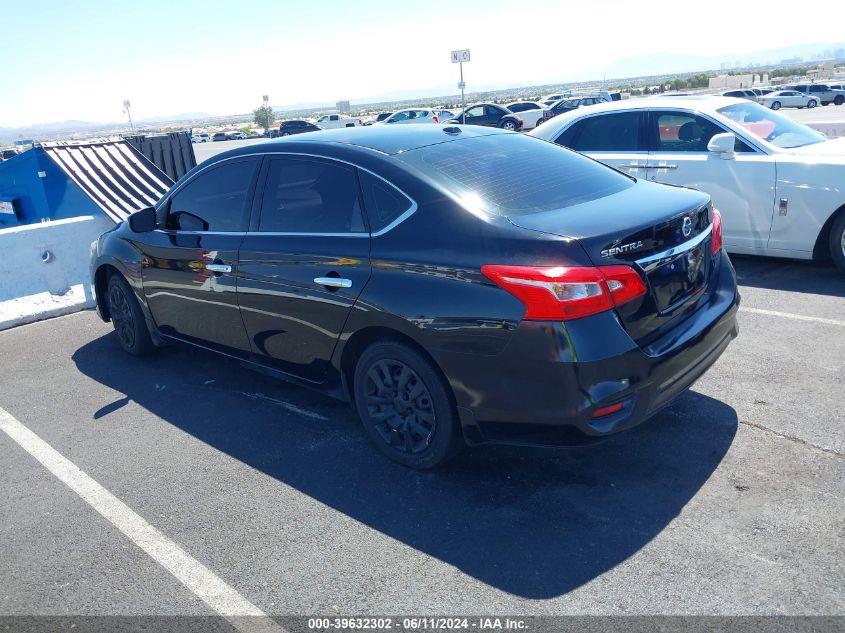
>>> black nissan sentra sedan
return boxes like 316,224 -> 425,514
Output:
90,125 -> 739,468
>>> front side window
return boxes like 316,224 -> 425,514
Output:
166,159 -> 257,231
556,111 -> 641,152
652,111 -> 729,152
464,106 -> 485,120
258,158 -> 365,233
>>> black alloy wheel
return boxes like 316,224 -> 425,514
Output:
107,274 -> 154,356
354,342 -> 462,469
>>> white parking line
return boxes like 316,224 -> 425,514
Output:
740,307 -> 845,328
0,406 -> 285,633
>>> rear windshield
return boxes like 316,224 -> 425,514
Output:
395,133 -> 634,217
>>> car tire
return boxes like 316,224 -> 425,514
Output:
499,119 -> 517,131
829,211 -> 845,272
808,100 -> 818,108
281,132 -> 290,136
770,101 -> 781,110
835,95 -> 845,106
107,274 -> 154,356
353,341 -> 463,469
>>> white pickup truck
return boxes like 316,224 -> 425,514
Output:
315,114 -> 362,129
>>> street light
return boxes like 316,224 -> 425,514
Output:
122,100 -> 134,133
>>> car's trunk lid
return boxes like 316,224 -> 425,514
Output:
509,181 -> 714,345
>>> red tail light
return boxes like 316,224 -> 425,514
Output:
711,208 -> 723,254
481,265 -> 647,321
593,402 -> 624,418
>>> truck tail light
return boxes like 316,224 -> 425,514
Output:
711,208 -> 723,255
481,264 -> 646,321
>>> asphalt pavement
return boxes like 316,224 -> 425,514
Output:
0,255 -> 843,620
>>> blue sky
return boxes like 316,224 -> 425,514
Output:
0,0 -> 834,126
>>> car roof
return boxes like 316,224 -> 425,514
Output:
212,124 -> 505,158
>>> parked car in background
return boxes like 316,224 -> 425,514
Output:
228,131 -> 247,140
759,90 -> 817,110
92,125 -> 737,468
212,132 -> 229,142
545,96 -> 608,119
530,96 -> 845,270
316,114 -> 362,129
751,88 -> 775,97
540,93 -> 568,105
279,120 -> 321,135
542,91 -> 617,105
380,109 -> 442,124
436,109 -> 455,121
505,101 -> 548,129
781,84 -> 845,106
722,89 -> 757,100
1,148 -> 21,160
445,103 -> 523,130
191,133 -> 210,143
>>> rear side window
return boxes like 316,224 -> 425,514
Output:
258,158 -> 366,233
166,159 -> 257,231
395,133 -> 633,217
359,171 -> 413,232
556,112 -> 641,152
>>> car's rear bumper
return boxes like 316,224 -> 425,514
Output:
437,253 -> 740,447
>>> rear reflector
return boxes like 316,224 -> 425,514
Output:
481,264 -> 647,321
593,402 -> 624,418
711,208 -> 723,254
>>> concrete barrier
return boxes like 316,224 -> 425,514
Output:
807,122 -> 845,138
0,215 -> 113,331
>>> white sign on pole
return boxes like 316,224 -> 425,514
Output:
450,49 -> 470,63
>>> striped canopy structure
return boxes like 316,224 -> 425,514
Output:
40,139 -> 174,223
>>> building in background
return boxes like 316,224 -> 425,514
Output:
336,100 -> 351,113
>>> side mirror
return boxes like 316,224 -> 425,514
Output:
708,132 -> 736,158
128,206 -> 157,233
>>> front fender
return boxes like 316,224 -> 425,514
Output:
90,224 -> 152,325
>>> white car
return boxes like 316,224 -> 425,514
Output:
191,133 -> 210,143
759,90 -> 818,110
530,96 -> 845,270
315,114 -> 361,129
379,108 -> 442,125
505,101 -> 548,129
541,93 -> 568,106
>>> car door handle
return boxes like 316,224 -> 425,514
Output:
653,164 -> 678,169
314,277 -> 352,288
618,163 -> 645,168
205,263 -> 232,273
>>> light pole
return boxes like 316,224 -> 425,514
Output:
123,100 -> 134,133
